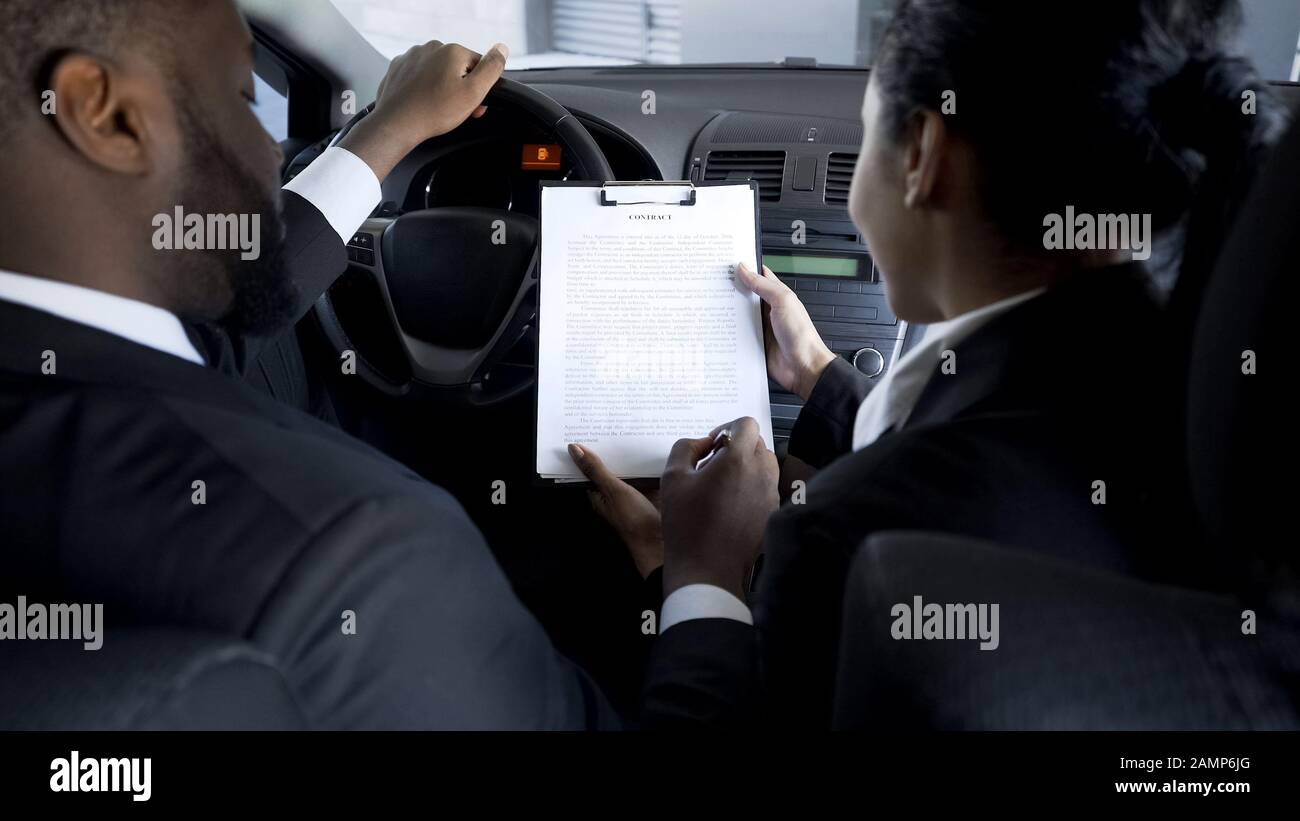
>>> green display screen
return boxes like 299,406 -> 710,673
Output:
762,254 -> 861,278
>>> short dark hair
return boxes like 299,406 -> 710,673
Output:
0,0 -> 189,142
872,0 -> 1287,268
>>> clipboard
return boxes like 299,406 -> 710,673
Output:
532,179 -> 768,488
598,180 -> 699,207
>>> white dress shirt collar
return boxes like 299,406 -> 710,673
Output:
851,288 -> 1047,451
0,268 -> 205,366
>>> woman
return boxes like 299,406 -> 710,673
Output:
571,0 -> 1286,726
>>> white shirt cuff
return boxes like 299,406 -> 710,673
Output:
282,146 -> 383,244
659,584 -> 753,634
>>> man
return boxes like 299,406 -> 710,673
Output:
0,0 -> 622,729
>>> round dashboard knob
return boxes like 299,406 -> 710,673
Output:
852,347 -> 886,378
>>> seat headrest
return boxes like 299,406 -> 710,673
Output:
1186,116 -> 1299,566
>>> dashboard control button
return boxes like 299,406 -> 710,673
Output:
852,347 -> 886,378
793,157 -> 817,191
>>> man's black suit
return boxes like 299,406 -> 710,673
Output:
0,192 -> 616,729
643,263 -> 1194,727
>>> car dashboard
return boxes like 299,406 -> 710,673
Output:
293,67 -> 923,441
395,116 -> 664,218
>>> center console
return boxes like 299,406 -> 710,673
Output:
685,112 -> 911,441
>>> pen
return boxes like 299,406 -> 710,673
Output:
694,427 -> 733,470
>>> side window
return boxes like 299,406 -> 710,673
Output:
1236,5 -> 1300,82
251,74 -> 289,143
1292,31 -> 1300,82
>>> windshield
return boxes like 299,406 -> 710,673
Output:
328,0 -> 899,68
330,0 -> 1300,79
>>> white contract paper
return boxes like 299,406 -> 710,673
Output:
536,182 -> 774,480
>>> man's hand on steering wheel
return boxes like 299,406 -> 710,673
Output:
313,48 -> 611,401
340,41 -> 509,181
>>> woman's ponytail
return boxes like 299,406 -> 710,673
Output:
1154,51 -> 1288,331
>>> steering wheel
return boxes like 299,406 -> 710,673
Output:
312,78 -> 614,404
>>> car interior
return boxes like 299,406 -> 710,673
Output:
250,0 -> 951,715
2,0 -> 1297,732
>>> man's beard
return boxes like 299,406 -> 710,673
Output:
166,102 -> 298,337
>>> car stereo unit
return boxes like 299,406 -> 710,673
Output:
759,207 -> 908,442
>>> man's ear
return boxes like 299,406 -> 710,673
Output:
47,53 -> 155,176
900,109 -> 948,210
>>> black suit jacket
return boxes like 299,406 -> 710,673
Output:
643,263 -> 1193,727
0,191 -> 617,729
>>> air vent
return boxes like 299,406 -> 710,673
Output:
825,153 -> 857,205
704,151 -> 786,202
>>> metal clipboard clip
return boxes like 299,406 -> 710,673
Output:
599,180 -> 697,207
